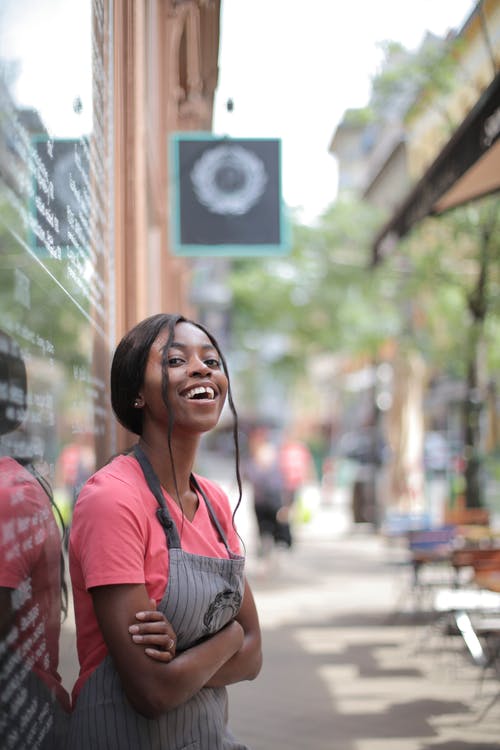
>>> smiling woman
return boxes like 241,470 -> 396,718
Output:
66,313 -> 262,750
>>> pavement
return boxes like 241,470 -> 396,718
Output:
59,479 -> 500,750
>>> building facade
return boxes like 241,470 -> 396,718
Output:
0,1 -> 221,743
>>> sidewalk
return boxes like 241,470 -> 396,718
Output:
228,492 -> 500,750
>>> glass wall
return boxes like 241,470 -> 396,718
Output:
0,1 -> 113,746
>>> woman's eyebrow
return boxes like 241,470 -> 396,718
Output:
167,342 -> 218,352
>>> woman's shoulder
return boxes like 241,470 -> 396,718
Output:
77,453 -> 145,508
86,452 -> 138,482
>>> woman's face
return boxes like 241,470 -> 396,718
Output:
138,321 -> 228,436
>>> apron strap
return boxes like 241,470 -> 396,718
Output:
132,444 -> 181,549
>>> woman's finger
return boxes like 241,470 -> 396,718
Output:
129,621 -> 176,638
144,647 -> 173,662
132,633 -> 175,648
130,621 -> 169,633
135,609 -> 164,622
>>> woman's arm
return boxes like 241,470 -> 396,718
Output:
204,577 -> 262,687
91,583 -> 243,719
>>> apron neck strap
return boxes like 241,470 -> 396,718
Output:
132,444 -> 181,548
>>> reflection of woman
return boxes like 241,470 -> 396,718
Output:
67,314 -> 262,749
0,330 -> 70,749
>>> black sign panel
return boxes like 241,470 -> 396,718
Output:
170,135 -> 289,256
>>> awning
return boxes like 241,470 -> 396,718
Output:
373,72 -> 500,263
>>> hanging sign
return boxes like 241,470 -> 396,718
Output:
170,134 -> 290,256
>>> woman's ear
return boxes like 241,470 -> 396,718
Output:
133,395 -> 144,408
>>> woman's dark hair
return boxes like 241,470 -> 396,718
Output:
111,313 -> 243,518
110,313 -> 179,436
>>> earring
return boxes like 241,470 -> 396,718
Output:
133,399 -> 140,408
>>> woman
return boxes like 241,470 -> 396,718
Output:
67,314 -> 262,749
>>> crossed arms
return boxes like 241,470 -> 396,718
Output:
91,577 -> 262,718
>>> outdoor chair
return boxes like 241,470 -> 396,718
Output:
405,525 -> 458,611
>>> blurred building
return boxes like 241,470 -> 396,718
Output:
329,0 -> 500,517
113,1 -> 221,334
330,0 -> 500,256
372,0 -> 500,260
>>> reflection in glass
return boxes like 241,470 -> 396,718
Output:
0,330 -> 70,749
0,1 -> 113,745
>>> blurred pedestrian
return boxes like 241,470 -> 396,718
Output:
245,427 -> 292,556
67,313 -> 262,750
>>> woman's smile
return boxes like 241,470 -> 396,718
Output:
183,386 -> 215,400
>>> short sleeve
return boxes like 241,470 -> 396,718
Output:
71,471 -> 148,590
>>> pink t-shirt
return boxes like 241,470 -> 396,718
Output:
69,453 -> 241,702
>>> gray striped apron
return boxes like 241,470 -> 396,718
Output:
66,446 -> 249,750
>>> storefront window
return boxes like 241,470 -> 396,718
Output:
0,1 -> 113,745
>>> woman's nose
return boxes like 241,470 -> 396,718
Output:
188,357 -> 210,376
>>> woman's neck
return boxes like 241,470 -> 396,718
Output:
137,431 -> 199,497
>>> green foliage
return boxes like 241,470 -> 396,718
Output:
228,196 -> 394,386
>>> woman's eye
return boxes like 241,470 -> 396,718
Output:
206,358 -> 221,368
168,356 -> 184,366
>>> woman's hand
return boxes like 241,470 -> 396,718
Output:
128,598 -> 176,662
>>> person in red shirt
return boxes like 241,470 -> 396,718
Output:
67,313 -> 262,750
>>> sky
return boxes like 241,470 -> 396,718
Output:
213,0 -> 477,224
0,0 -> 92,138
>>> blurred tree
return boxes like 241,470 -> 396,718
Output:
229,196 -> 391,372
